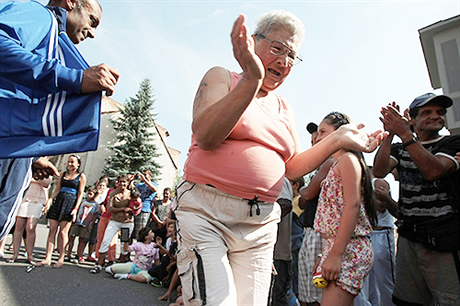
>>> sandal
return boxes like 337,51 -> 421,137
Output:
52,262 -> 64,269
7,258 -> 17,263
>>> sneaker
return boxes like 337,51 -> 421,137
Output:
114,273 -> 128,280
105,266 -> 113,275
106,261 -> 114,267
150,278 -> 163,287
64,256 -> 71,263
86,256 -> 96,262
89,265 -> 102,274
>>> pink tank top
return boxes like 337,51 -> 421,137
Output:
183,71 -> 295,203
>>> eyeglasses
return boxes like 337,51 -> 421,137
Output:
254,33 -> 303,67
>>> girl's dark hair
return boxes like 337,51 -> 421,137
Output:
322,111 -> 378,228
97,176 -> 109,185
137,227 -> 151,243
131,188 -> 141,199
69,154 -> 81,173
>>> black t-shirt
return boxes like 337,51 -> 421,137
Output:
390,135 -> 460,223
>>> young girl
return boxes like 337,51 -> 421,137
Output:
39,155 -> 86,268
104,226 -> 160,283
313,112 -> 377,306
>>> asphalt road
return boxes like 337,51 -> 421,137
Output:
0,221 -> 173,306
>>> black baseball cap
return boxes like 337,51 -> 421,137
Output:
409,93 -> 453,110
306,122 -> 318,134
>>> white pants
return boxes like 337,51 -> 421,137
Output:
99,220 -> 133,255
174,181 -> 280,306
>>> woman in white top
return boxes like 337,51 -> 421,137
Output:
8,177 -> 52,264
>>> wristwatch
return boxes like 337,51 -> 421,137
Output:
402,136 -> 418,148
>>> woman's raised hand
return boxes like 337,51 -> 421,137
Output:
231,14 -> 264,82
337,123 -> 389,153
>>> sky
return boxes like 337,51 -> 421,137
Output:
23,0 -> 460,194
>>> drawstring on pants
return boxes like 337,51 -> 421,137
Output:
248,196 -> 261,217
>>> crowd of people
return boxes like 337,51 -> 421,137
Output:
0,1 -> 459,306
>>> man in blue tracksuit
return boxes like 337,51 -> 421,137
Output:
0,0 -> 120,241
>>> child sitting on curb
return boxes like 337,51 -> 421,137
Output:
105,226 -> 160,282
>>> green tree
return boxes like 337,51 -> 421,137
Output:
103,78 -> 162,182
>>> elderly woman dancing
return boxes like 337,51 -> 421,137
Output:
174,11 -> 385,306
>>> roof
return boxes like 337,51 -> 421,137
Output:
101,95 -> 180,169
101,95 -> 124,114
418,15 -> 460,89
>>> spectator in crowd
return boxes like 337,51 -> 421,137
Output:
298,122 -> 333,306
91,174 -> 133,273
149,221 -> 178,288
134,170 -> 158,240
105,226 -> 160,282
268,177 -> 294,306
313,112 -> 377,306
95,177 -> 117,265
85,177 -> 110,262
7,176 -> 51,264
150,187 -> 172,242
289,176 -> 305,299
66,187 -> 100,264
373,93 -> 460,305
128,188 -> 142,220
355,171 -> 398,306
40,155 -> 86,268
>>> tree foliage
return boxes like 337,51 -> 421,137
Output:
103,78 -> 162,182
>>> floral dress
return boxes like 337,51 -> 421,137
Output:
313,161 -> 373,295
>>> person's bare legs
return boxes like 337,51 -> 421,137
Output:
39,219 -> 59,266
320,281 -> 354,306
87,243 -> 96,259
96,252 -> 106,267
54,221 -> 72,268
8,217 -> 27,262
158,269 -> 180,301
76,238 -> 87,258
127,274 -> 148,283
24,217 -> 39,264
66,235 -> 76,258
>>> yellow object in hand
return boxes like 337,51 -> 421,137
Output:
312,272 -> 328,289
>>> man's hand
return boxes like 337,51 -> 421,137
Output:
379,103 -> 413,142
81,63 -> 120,96
32,157 -> 59,180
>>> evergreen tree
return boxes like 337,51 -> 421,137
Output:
103,78 -> 162,182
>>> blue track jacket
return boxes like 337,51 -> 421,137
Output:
0,1 -> 102,158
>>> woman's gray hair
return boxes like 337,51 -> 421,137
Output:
253,10 -> 305,47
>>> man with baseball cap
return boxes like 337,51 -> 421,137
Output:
373,93 -> 460,305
